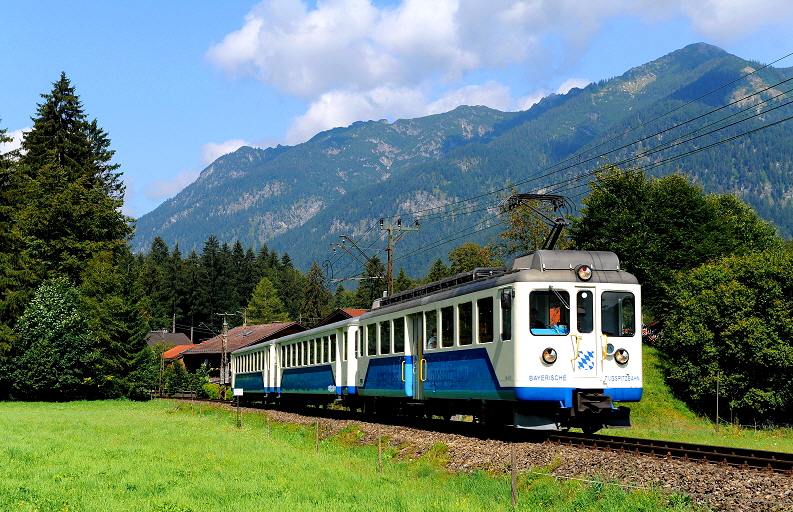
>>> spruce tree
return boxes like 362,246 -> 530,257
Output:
16,73 -> 132,283
301,262 -> 332,326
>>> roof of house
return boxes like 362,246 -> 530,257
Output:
182,321 -> 306,355
146,331 -> 192,348
163,345 -> 195,360
314,308 -> 368,327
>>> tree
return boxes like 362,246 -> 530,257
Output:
659,250 -> 793,423
301,262 -> 332,325
423,258 -> 450,284
16,73 -> 132,283
393,268 -> 416,293
355,255 -> 386,307
331,284 -> 358,309
80,250 -> 155,398
247,277 -> 289,324
0,122 -> 39,357
8,279 -> 98,400
570,164 -> 781,316
448,242 -> 503,275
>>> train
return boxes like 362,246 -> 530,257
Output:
231,249 -> 642,433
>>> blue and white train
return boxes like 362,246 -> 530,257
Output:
231,250 -> 642,432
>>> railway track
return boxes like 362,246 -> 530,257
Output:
170,397 -> 793,475
545,431 -> 793,475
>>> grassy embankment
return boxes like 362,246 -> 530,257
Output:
2,399 -> 686,511
603,345 -> 793,452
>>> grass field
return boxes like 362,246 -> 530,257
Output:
1,400 -> 688,512
2,346 -> 789,511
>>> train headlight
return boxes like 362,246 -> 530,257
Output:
542,347 -> 557,364
614,348 -> 629,365
575,264 -> 592,281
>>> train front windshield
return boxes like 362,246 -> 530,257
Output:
529,290 -> 636,336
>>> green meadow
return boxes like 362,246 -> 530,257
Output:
3,347 -> 789,511
2,399 -> 685,512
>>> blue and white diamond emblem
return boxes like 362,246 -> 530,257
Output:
577,350 -> 595,370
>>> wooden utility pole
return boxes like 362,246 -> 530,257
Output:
379,219 -> 419,295
216,312 -> 236,400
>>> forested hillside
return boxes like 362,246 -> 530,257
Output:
135,42 -> 793,280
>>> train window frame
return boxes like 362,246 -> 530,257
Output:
477,296 -> 494,344
393,317 -> 405,353
440,306 -> 454,348
367,324 -> 377,356
380,320 -> 391,355
601,291 -> 636,337
425,309 -> 438,350
500,287 -> 513,341
459,301 -> 474,345
577,290 -> 594,334
343,331 -> 348,362
356,327 -> 362,357
529,290 -> 571,336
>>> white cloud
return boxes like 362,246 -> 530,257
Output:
201,139 -> 252,165
556,78 -> 591,95
210,0 -> 793,143
426,81 -> 513,115
0,128 -> 29,154
145,169 -> 201,201
679,0 -> 793,42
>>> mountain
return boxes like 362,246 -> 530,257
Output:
133,43 -> 793,278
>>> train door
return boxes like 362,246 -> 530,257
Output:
572,288 -> 598,377
408,313 -> 425,400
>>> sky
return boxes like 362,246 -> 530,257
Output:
2,1 -> 792,218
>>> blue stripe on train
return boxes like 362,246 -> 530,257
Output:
422,348 -> 508,400
281,365 -> 335,393
235,372 -> 264,392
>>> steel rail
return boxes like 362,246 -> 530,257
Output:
545,432 -> 793,475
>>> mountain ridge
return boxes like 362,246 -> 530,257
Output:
133,42 -> 793,277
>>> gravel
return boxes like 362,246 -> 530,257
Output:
232,405 -> 793,511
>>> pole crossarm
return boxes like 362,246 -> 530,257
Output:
380,219 -> 419,296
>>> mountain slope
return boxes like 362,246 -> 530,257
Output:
134,43 -> 793,278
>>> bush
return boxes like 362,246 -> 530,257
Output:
659,250 -> 793,423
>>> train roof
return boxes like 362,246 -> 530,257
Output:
368,250 -> 637,317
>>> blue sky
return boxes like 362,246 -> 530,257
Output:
2,1 -> 792,218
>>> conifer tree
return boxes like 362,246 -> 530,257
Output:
247,277 -> 289,324
16,73 -> 132,283
301,262 -> 332,326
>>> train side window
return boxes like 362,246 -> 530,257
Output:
367,324 -> 377,355
577,291 -> 594,333
356,327 -> 362,357
380,320 -> 391,355
501,288 -> 513,341
425,310 -> 438,349
393,317 -> 405,353
601,292 -> 635,337
330,334 -> 336,362
529,290 -> 570,335
440,306 -> 454,347
477,297 -> 494,343
323,336 -> 329,363
459,302 -> 473,345
343,332 -> 348,361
